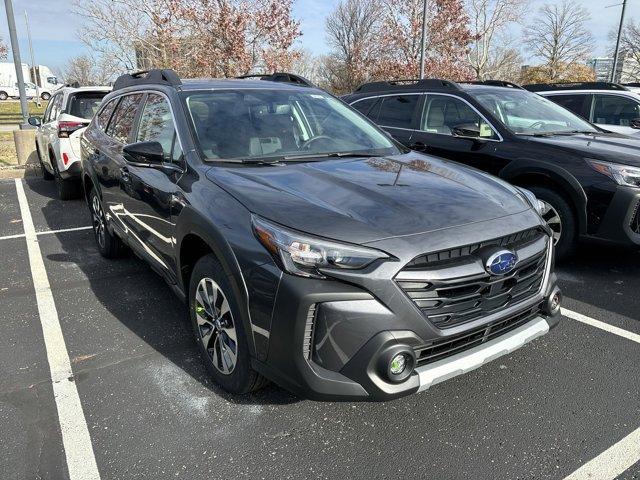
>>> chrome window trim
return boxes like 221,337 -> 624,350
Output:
351,92 -> 503,142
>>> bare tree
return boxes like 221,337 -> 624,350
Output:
61,55 -> 120,86
524,1 -> 594,81
467,0 -> 528,80
482,35 -> 523,81
324,0 -> 382,93
608,20 -> 640,82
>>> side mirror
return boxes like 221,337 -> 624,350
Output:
452,123 -> 481,138
123,141 -> 165,166
28,116 -> 41,127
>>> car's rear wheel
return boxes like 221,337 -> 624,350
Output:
189,254 -> 267,394
0,91 -> 8,101
89,188 -> 124,259
35,142 -> 54,180
528,186 -> 576,259
41,92 -> 51,101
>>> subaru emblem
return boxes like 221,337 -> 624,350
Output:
485,250 -> 519,276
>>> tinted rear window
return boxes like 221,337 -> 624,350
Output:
67,92 -> 109,119
376,95 -> 420,128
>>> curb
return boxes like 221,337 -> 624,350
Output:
0,164 -> 40,179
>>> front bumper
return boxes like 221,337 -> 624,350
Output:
254,242 -> 561,402
590,186 -> 640,247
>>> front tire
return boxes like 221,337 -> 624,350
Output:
189,254 -> 267,394
0,91 -> 8,101
89,188 -> 124,259
41,92 -> 51,101
528,186 -> 576,259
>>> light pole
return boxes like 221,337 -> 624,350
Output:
419,0 -> 428,79
24,10 -> 41,107
611,0 -> 628,83
3,0 -> 29,127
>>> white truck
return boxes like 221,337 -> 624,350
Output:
0,62 -> 63,100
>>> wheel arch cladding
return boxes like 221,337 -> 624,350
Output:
176,207 -> 258,357
501,161 -> 587,234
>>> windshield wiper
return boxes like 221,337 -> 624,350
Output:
522,130 -> 597,137
280,152 -> 384,161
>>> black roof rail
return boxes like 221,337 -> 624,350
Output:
459,80 -> 524,89
523,82 -> 629,92
354,78 -> 462,93
622,82 -> 640,88
113,69 -> 182,90
236,72 -> 316,87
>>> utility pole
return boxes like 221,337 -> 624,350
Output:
24,10 -> 41,107
3,0 -> 30,127
419,0 -> 428,79
611,0 -> 628,83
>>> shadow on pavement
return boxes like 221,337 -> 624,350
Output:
25,177 -> 298,407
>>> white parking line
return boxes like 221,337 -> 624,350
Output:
564,426 -> 640,480
14,179 -> 101,480
0,226 -> 92,242
563,308 -> 640,345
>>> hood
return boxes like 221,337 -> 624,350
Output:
206,152 -> 531,244
527,132 -> 640,167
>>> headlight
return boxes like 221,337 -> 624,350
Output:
516,187 -> 545,216
252,216 -> 389,279
587,160 -> 640,187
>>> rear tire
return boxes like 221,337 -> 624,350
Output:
41,92 -> 51,101
89,188 -> 125,259
527,186 -> 576,260
0,91 -> 7,101
188,254 -> 267,394
36,142 -> 54,180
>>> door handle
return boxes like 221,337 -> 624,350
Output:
410,142 -> 428,152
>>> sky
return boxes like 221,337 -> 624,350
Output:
0,0 -> 638,74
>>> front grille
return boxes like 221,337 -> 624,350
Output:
631,201 -> 640,234
396,229 -> 548,329
414,305 -> 542,367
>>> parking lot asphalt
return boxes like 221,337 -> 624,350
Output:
1,177 -> 639,480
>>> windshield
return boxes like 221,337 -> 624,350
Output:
470,89 -> 598,135
184,89 -> 399,161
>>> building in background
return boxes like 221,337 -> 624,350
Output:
587,54 -> 640,83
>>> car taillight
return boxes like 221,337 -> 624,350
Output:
58,121 -> 87,138
62,153 -> 70,165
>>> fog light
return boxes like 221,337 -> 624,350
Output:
390,353 -> 408,376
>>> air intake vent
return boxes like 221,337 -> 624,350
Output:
630,201 -> 640,234
302,304 -> 317,360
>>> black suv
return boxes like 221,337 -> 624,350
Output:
343,79 -> 640,258
81,70 -> 560,401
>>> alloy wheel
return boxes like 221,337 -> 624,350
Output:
540,200 -> 562,245
194,277 -> 238,375
91,195 -> 106,249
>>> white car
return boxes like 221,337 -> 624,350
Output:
0,82 -> 58,101
29,86 -> 111,199
524,82 -> 640,136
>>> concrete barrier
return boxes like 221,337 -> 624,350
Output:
13,129 -> 37,166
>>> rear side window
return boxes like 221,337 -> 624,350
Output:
351,97 -> 377,116
106,94 -> 143,143
548,94 -> 589,118
376,95 -> 419,129
592,94 -> 640,126
136,93 -> 177,161
46,93 -> 64,123
96,98 -> 119,131
67,92 -> 109,120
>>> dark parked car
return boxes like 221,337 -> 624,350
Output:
343,79 -> 640,258
81,70 -> 561,401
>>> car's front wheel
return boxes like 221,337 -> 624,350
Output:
41,92 -> 51,101
0,91 -> 8,101
528,186 -> 576,259
188,254 -> 267,394
89,188 -> 124,259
